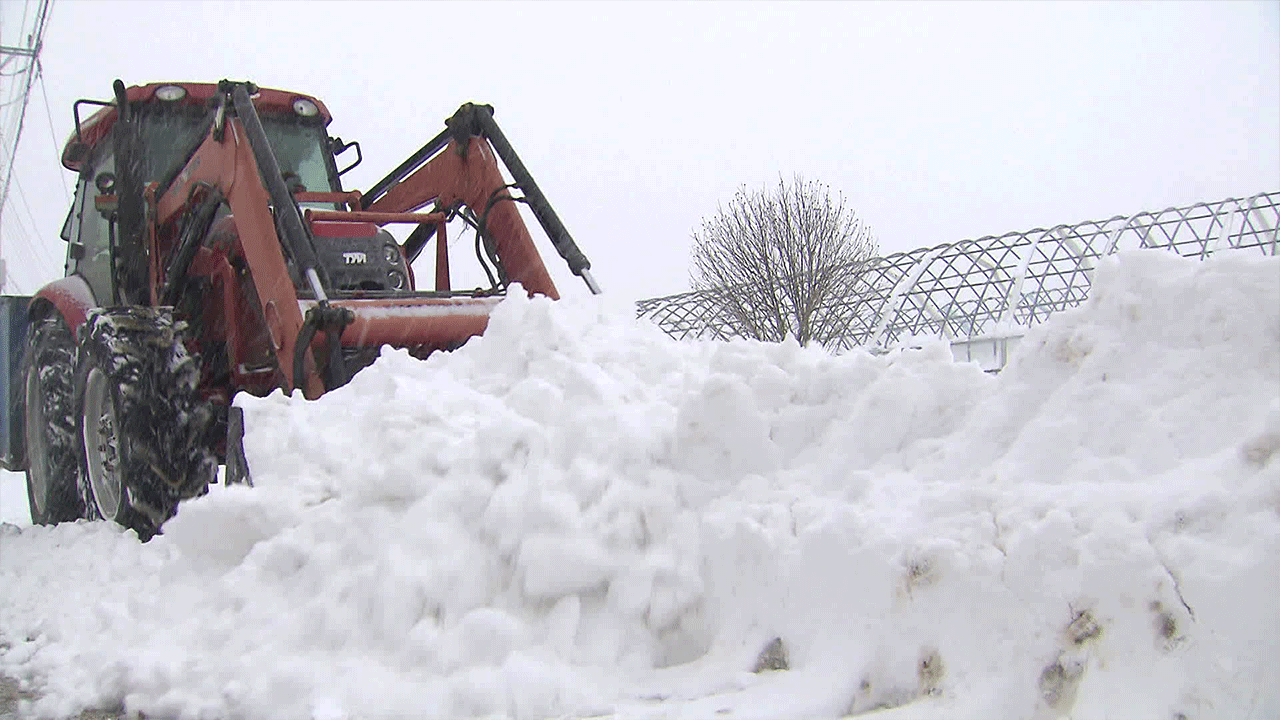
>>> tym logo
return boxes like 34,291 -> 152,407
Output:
343,252 -> 367,265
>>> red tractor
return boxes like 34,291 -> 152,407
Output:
0,80 -> 598,538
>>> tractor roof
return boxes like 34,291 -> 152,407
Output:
62,82 -> 333,172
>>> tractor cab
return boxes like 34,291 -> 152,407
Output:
62,82 -> 350,190
58,83 -> 361,306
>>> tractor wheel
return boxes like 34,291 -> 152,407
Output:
74,308 -> 216,539
23,314 -> 86,524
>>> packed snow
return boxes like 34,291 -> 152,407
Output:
1,250 -> 1278,720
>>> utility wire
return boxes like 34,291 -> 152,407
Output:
5,211 -> 62,282
0,0 -> 53,286
17,0 -> 33,43
3,218 -> 50,280
35,61 -> 69,200
0,0 -> 51,224
1,179 -> 59,275
3,265 -> 28,294
0,61 -> 35,78
11,175 -> 60,268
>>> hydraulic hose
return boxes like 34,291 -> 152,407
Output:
472,107 -> 600,294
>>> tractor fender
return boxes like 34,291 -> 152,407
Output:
1,277 -> 95,471
31,275 -> 97,335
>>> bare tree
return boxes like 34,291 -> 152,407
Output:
690,175 -> 878,346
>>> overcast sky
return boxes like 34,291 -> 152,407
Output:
2,0 -> 1277,301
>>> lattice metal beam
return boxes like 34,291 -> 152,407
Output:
637,191 -> 1280,350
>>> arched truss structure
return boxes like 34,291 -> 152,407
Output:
636,191 -> 1279,352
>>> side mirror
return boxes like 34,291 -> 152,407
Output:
65,142 -> 90,166
330,136 -> 362,177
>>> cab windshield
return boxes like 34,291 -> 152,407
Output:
260,114 -> 335,193
135,105 -> 337,193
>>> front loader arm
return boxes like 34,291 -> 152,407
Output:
154,84 -> 327,398
364,103 -> 600,297
366,135 -> 561,299
153,95 -> 595,401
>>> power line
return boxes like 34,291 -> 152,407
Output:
2,186 -> 42,254
4,210 -> 63,279
0,0 -> 54,293
35,60 -> 69,200
0,171 -> 63,277
11,175 -> 60,268
0,0 -> 51,233
0,54 -> 26,73
3,266 -> 27,295
17,0 -> 33,43
0,63 -> 35,79
1,217 -> 52,283
0,94 -> 33,109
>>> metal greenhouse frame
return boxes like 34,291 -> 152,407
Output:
637,191 -> 1279,368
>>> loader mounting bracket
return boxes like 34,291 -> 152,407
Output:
292,304 -> 355,394
446,103 -> 492,159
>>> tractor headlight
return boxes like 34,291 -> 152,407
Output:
383,243 -> 402,265
292,98 -> 319,118
154,85 -> 187,102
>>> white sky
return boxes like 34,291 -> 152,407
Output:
2,0 -> 1278,301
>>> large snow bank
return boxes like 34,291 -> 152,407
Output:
2,250 -> 1277,719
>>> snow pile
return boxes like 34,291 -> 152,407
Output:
1,250 -> 1278,720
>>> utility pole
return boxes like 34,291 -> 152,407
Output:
0,0 -> 54,291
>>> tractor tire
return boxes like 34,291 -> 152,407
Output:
23,314 -> 86,525
74,307 -> 216,539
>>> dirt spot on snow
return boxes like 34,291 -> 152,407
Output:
906,557 -> 935,585
1151,600 -> 1186,652
1065,608 -> 1103,646
0,675 -> 35,718
1,675 -> 127,719
844,647 -> 946,716
917,647 -> 944,696
1038,654 -> 1084,710
900,554 -> 940,599
752,637 -> 789,672
1036,608 -> 1102,712
1241,428 -> 1280,468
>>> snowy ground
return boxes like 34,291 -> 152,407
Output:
1,250 -> 1278,720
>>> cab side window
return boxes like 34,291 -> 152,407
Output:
73,146 -> 117,304
60,183 -> 83,280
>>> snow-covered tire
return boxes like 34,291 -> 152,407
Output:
74,308 -> 216,539
23,314 -> 85,524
